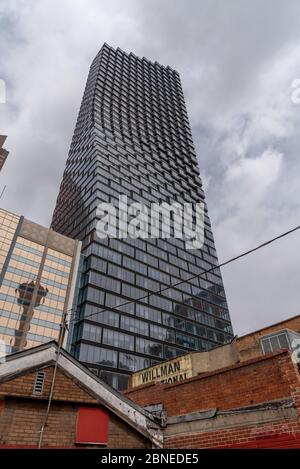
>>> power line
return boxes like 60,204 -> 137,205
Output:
38,309 -> 69,448
69,223 -> 300,325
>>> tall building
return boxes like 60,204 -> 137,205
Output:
0,135 -> 9,172
52,44 -> 233,390
0,208 -> 81,353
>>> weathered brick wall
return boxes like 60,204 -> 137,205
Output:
108,413 -> 151,449
0,366 -> 97,403
125,350 -> 300,449
0,399 -> 77,447
165,412 -> 300,448
0,398 -> 151,448
165,388 -> 300,448
125,351 -> 300,416
0,366 -> 151,449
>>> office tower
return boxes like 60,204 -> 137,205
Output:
52,44 -> 234,390
0,208 -> 81,353
0,135 -> 9,172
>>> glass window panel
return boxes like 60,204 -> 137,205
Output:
119,352 -> 151,372
164,345 -> 186,359
120,316 -> 149,335
136,338 -> 163,357
278,333 -> 289,349
175,333 -> 198,349
102,328 -> 134,351
79,343 -> 118,367
270,335 -> 280,352
261,338 -> 272,354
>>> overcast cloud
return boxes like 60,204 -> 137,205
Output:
1,0 -> 300,335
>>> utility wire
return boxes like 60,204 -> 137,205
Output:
69,223 -> 300,325
37,309 -> 69,449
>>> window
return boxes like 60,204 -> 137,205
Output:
100,370 -> 130,391
79,343 -> 117,367
136,304 -> 161,323
90,256 -> 107,273
76,407 -> 109,445
107,264 -> 134,283
120,316 -> 149,335
92,243 -> 121,264
136,338 -> 163,357
149,295 -> 172,312
122,283 -> 145,300
119,352 -> 150,372
102,328 -> 134,351
89,271 -> 121,294
136,275 -> 159,291
123,256 -> 147,275
174,317 -> 186,331
260,331 -> 290,355
150,324 -> 175,343
162,313 -> 175,328
164,345 -> 186,359
148,267 -> 170,284
176,333 -> 198,349
186,321 -> 206,336
84,306 -> 119,328
136,250 -> 158,268
82,323 -> 102,342
86,287 -> 105,305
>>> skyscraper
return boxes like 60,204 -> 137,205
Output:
52,44 -> 233,390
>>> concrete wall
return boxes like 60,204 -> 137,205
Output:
191,340 -> 240,374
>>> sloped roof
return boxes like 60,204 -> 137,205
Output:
0,341 -> 163,447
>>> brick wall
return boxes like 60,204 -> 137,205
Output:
0,366 -> 97,403
108,413 -> 151,449
165,387 -> 300,448
0,399 -> 77,447
125,350 -> 300,448
125,351 -> 300,416
0,366 -> 151,449
164,415 -> 300,448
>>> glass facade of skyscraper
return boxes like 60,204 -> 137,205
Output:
51,44 -> 234,390
0,208 -> 81,353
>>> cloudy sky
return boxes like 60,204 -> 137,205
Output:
1,0 -> 300,335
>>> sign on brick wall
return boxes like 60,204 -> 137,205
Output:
132,354 -> 193,388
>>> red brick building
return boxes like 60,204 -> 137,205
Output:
124,315 -> 300,448
125,350 -> 300,448
1,316 -> 300,449
0,342 -> 162,448
236,313 -> 300,361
